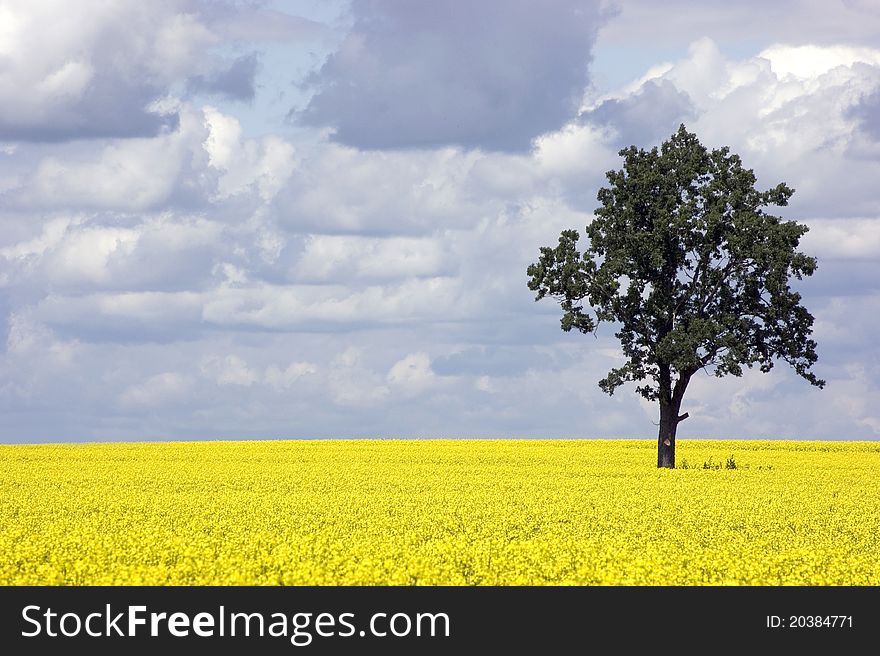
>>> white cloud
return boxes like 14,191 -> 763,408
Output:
0,215 -> 76,260
200,277 -> 473,329
42,226 -> 139,285
475,375 -> 493,393
120,372 -> 192,407
201,354 -> 259,387
294,235 -> 448,282
0,1 -> 317,141
274,144 -> 487,234
328,347 -> 389,406
662,367 -> 813,439
35,290 -> 203,328
0,1 -> 217,140
664,37 -> 729,109
603,39 -> 880,142
387,352 -> 436,396
203,107 -> 296,201
5,311 -> 78,366
801,218 -> 880,259
12,104 -> 209,210
264,361 -> 317,390
758,44 -> 880,80
1,212 -> 225,293
533,123 -> 616,179
810,294 -> 880,353
829,364 -> 880,436
3,103 -> 298,215
589,39 -> 880,219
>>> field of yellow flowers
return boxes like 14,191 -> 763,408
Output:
1,439 -> 878,585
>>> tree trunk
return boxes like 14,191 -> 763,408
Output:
656,367 -> 694,468
657,400 -> 678,468
657,399 -> 690,469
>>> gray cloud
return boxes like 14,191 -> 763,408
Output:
188,53 -> 261,102
0,88 -> 179,143
203,4 -> 329,42
583,79 -> 695,147
598,0 -> 880,50
297,0 -> 606,152
847,87 -> 880,141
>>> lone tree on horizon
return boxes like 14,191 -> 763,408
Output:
527,125 -> 824,468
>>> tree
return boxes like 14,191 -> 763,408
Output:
527,125 -> 824,468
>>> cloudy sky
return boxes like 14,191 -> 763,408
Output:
1,0 -> 879,443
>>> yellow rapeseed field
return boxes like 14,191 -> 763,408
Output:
1,439 -> 878,585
